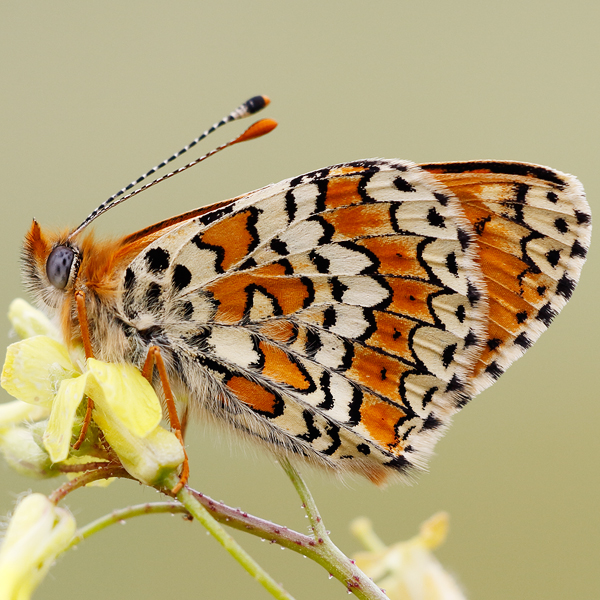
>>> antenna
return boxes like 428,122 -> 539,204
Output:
68,96 -> 275,238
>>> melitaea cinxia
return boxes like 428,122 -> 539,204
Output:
21,97 -> 591,484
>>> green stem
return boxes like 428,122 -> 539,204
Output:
280,458 -> 329,541
281,459 -> 388,600
69,502 -> 187,547
172,475 -> 295,600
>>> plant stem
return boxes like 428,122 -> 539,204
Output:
185,487 -> 321,556
172,475 -> 296,600
69,502 -> 187,547
281,459 -> 389,600
49,465 -> 130,504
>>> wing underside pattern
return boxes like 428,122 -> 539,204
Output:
118,159 -> 590,482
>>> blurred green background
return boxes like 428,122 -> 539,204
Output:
1,1 -> 598,598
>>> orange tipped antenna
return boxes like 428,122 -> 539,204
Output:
69,96 -> 274,238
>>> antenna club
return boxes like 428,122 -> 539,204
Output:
234,119 -> 278,144
244,95 -> 270,114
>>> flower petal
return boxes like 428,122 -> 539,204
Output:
1,336 -> 78,407
0,426 -> 57,479
93,408 -> 184,485
8,299 -> 60,341
0,399 -> 50,427
43,374 -> 88,462
85,359 -> 162,437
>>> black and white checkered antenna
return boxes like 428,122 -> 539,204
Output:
68,95 -> 273,239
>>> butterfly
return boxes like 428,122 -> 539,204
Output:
21,96 -> 592,485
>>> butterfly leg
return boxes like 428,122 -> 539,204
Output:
142,345 -> 189,494
72,290 -> 94,450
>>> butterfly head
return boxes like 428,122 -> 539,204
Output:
22,221 -> 82,311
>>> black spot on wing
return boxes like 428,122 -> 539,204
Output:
331,277 -> 348,302
304,327 -> 323,357
426,207 -> 446,228
238,257 -> 257,271
445,374 -> 465,393
422,412 -> 442,430
486,338 -> 502,350
556,273 -> 576,300
546,249 -> 561,268
457,228 -> 471,251
485,361 -> 503,380
575,210 -> 591,225
434,192 -> 449,206
394,176 -> 416,193
445,252 -> 458,276
172,264 -> 192,292
570,240 -> 587,259
514,332 -> 532,349
421,386 -> 439,409
554,217 -> 568,234
176,301 -> 194,320
346,386 -> 362,426
323,305 -> 336,328
284,189 -> 297,223
270,238 -> 289,256
467,281 -> 482,306
464,329 -> 478,347
356,443 -> 370,455
441,343 -> 457,368
474,214 -> 492,236
386,454 -> 411,473
145,247 -> 170,273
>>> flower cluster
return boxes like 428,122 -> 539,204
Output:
352,512 -> 466,600
0,299 -> 184,486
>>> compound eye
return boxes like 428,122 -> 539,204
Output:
46,245 -> 75,290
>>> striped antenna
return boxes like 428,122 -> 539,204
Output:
68,95 -> 272,238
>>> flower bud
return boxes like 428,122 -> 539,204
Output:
0,493 -> 76,599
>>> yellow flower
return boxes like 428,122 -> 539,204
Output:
352,513 -> 466,600
8,298 -> 61,341
0,300 -> 184,486
0,493 -> 76,600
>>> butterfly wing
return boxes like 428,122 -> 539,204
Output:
422,161 -> 591,392
119,158 -> 589,483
